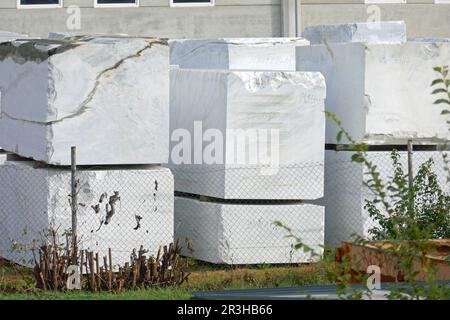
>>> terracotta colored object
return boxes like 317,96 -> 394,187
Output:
336,240 -> 450,282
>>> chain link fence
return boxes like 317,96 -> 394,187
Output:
323,149 -> 449,247
0,148 -> 448,268
0,161 -> 174,268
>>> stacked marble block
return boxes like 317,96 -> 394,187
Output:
170,38 -> 326,264
0,36 -> 173,266
0,32 -> 28,155
299,21 -> 450,247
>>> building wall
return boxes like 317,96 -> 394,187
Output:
301,1 -> 450,38
0,0 -> 282,38
0,0 -> 449,38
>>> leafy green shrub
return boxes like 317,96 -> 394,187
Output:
366,150 -> 450,241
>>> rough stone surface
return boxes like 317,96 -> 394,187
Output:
174,196 -> 324,264
170,38 -> 309,71
0,161 -> 174,267
296,41 -> 450,145
0,36 -> 169,165
321,150 -> 449,248
170,69 -> 326,200
302,21 -> 406,44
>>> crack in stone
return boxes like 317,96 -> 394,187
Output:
0,39 -> 166,126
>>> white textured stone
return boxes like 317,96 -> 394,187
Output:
0,36 -> 169,165
322,150 -> 449,247
302,21 -> 406,44
409,38 -> 450,43
170,38 -> 309,71
48,32 -> 129,40
170,69 -> 326,200
0,31 -> 28,43
174,196 -> 324,264
0,161 -> 174,267
296,41 -> 450,145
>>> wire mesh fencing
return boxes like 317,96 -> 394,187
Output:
0,148 -> 448,268
0,161 -> 174,268
323,149 -> 449,248
170,162 -> 325,265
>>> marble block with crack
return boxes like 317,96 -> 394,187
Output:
0,36 -> 169,165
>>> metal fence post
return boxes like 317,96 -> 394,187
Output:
71,146 -> 78,263
407,140 -> 414,216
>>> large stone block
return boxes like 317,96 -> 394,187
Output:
170,38 -> 309,71
296,41 -> 450,145
302,21 -> 406,44
174,196 -> 324,264
0,36 -> 169,165
169,69 -> 326,200
0,161 -> 174,266
322,150 -> 448,248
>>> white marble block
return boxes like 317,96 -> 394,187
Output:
170,69 -> 326,200
302,21 -> 406,44
296,41 -> 450,145
174,196 -> 324,264
0,36 -> 169,165
322,150 -> 449,248
170,38 -> 309,71
0,161 -> 174,267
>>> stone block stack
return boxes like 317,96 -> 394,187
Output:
298,22 -> 450,247
169,38 -> 326,264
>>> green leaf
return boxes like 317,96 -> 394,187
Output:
351,154 -> 365,163
337,130 -> 344,142
434,99 -> 450,105
273,221 -> 283,227
431,79 -> 444,86
432,88 -> 448,95
441,109 -> 450,115
434,66 -> 442,73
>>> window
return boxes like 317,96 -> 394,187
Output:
17,0 -> 63,8
170,0 -> 215,7
364,0 -> 405,3
95,0 -> 139,7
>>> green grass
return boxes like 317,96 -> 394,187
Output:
0,288 -> 191,300
0,258 -> 330,300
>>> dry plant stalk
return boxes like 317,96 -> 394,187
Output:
33,232 -> 189,293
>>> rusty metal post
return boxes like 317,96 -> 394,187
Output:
71,146 -> 78,262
